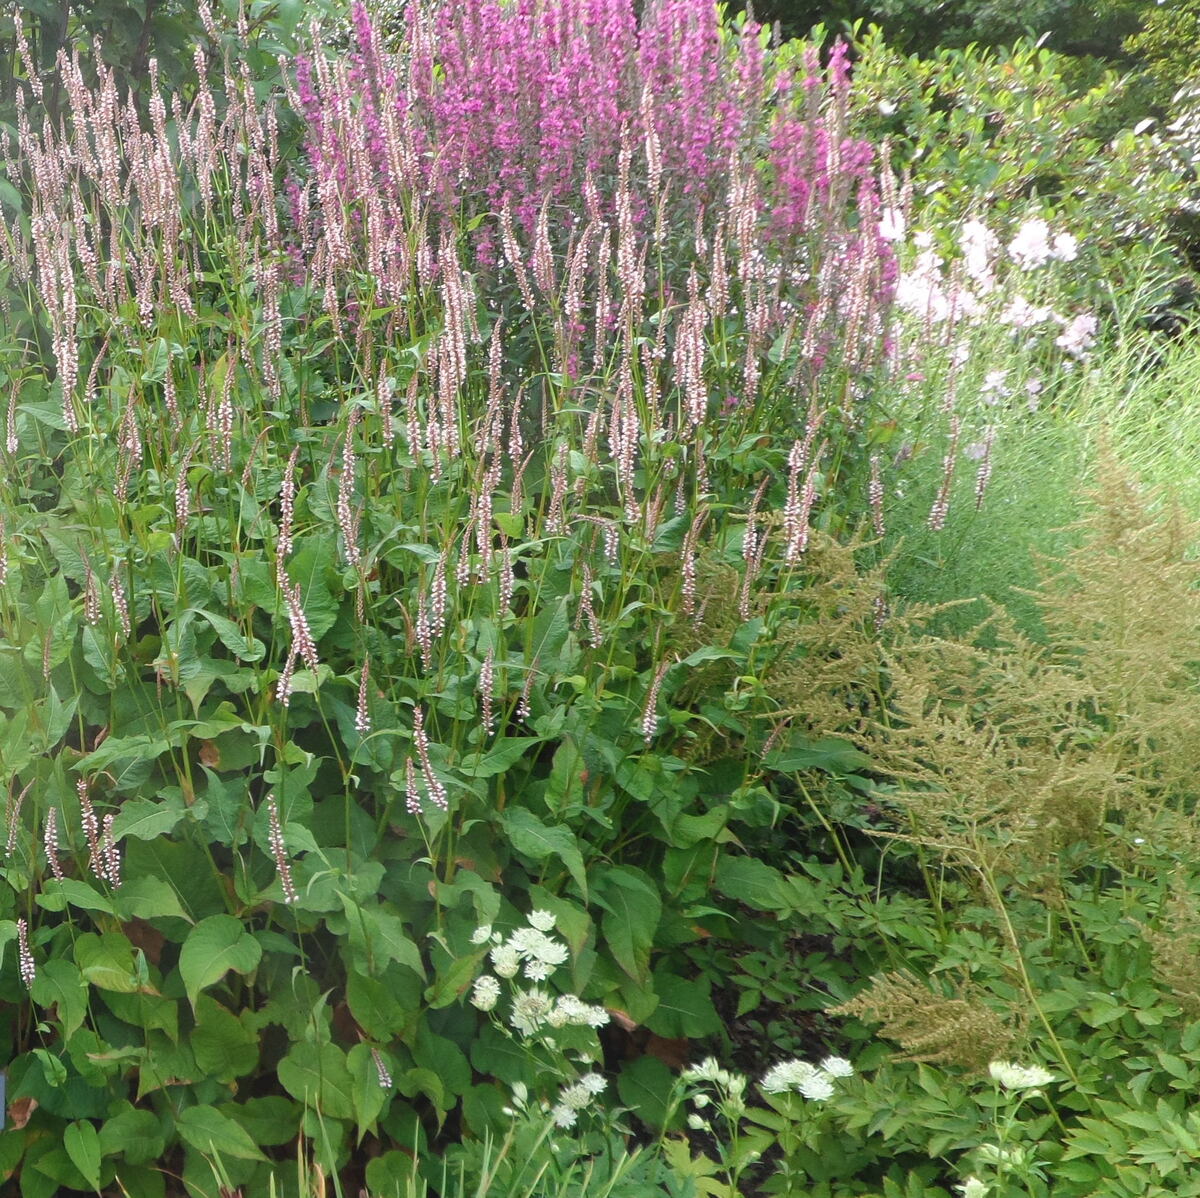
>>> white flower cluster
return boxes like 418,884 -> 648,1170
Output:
549,1072 -> 607,1128
760,1055 -> 854,1102
956,1177 -> 988,1198
987,1060 -> 1056,1091
890,214 -> 1097,364
468,911 -> 609,1037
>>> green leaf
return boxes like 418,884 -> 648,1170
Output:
348,1042 -> 390,1137
192,995 -> 259,1081
459,737 -> 539,778
595,866 -> 660,986
179,915 -> 262,1008
75,933 -> 139,993
63,1121 -> 102,1191
347,972 -> 407,1041
188,608 -> 267,663
288,536 -> 340,640
338,896 -> 426,978
36,880 -> 115,916
617,1055 -> 676,1131
644,972 -> 723,1040
110,795 -> 186,842
99,1108 -> 165,1165
176,1105 -> 268,1162
715,856 -> 790,913
763,736 -> 872,775
31,958 -> 89,1036
365,1151 -> 419,1197
216,1097 -> 300,1147
112,875 -> 191,924
276,1042 -> 355,1120
500,807 -> 588,900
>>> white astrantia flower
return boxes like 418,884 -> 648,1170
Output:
957,1178 -> 988,1198
558,1083 -> 588,1110
819,1056 -> 855,1078
470,925 -> 493,945
470,974 -> 501,1012
550,1103 -> 577,1128
682,1057 -> 734,1087
580,1073 -> 607,1095
510,989 -> 555,1035
528,909 -> 557,932
490,943 -> 521,978
760,1059 -> 819,1094
988,1060 -> 1055,1091
797,1072 -> 836,1101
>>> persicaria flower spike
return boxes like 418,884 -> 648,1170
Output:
266,793 -> 298,905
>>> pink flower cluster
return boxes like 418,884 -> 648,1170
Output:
293,0 -> 887,262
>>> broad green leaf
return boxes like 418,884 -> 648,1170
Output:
499,807 -> 588,900
338,897 -> 425,978
714,856 -> 790,913
179,915 -> 262,1008
276,1042 -> 355,1120
0,920 -> 17,973
288,537 -> 340,640
763,736 -> 872,775
110,795 -> 186,842
348,1042 -> 390,1137
31,958 -> 88,1036
188,608 -> 267,663
176,1105 -> 267,1162
595,866 -> 660,986
112,875 -> 191,924
192,995 -> 259,1081
459,737 -> 539,778
617,1055 -> 676,1132
216,1097 -> 300,1147
63,1121 -> 102,1191
347,971 -> 407,1041
77,733 -> 170,776
365,1151 -> 419,1196
644,972 -> 723,1040
36,883 -> 114,917
75,933 -> 139,993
